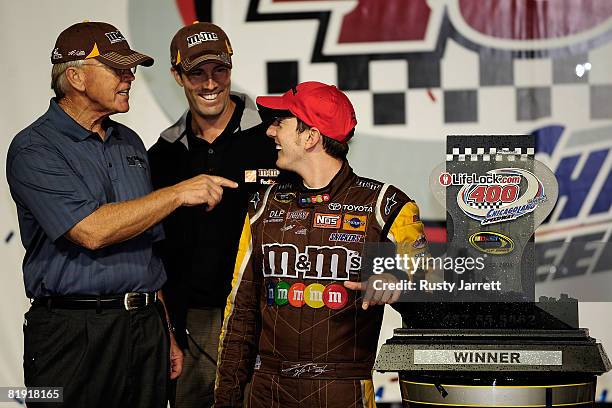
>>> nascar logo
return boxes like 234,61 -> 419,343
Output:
469,232 -> 515,255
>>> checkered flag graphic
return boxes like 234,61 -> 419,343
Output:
469,201 -> 504,210
447,147 -> 535,162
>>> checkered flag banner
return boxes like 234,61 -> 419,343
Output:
469,200 -> 504,210
446,146 -> 536,162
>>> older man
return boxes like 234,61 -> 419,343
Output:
6,21 -> 236,407
148,22 -> 280,407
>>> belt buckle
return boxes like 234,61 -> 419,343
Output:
123,293 -> 140,311
144,292 -> 157,305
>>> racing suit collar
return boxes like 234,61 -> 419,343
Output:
295,160 -> 355,206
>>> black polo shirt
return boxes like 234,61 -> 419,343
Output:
148,97 -> 281,309
6,99 -> 165,298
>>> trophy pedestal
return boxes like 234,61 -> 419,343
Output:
381,135 -> 612,407
375,326 -> 610,407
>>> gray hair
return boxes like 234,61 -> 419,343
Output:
51,60 -> 84,99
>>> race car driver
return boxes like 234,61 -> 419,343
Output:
214,81 -> 428,407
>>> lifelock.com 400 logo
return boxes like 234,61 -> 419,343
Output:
440,168 -> 547,225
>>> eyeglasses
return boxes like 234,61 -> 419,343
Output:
82,62 -> 137,77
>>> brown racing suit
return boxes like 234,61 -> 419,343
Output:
214,162 -> 427,407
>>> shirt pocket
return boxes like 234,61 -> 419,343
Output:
66,154 -> 112,205
116,144 -> 152,199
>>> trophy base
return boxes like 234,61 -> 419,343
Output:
375,328 -> 611,408
397,373 -> 597,408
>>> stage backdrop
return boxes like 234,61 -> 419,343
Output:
1,0 -> 611,405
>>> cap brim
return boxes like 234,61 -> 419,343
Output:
181,53 -> 232,71
256,95 -> 290,111
257,104 -> 292,122
96,49 -> 154,69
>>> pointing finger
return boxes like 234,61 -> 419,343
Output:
210,176 -> 238,188
343,281 -> 365,291
362,280 -> 376,310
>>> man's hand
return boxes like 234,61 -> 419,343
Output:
172,175 -> 238,210
344,273 -> 402,310
169,333 -> 184,380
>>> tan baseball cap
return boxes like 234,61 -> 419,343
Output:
170,22 -> 233,72
51,21 -> 154,69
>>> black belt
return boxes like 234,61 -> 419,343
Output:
31,292 -> 158,311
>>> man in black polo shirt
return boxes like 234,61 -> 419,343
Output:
6,22 -> 236,407
147,22 -> 280,407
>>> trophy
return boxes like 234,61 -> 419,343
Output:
375,135 -> 610,407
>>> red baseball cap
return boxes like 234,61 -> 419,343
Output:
256,81 -> 357,143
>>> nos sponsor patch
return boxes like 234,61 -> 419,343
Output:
313,213 -> 341,229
